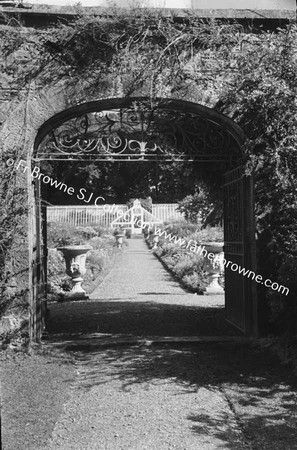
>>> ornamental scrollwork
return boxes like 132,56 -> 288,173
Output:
36,105 -> 240,162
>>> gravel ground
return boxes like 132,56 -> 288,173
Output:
2,342 -> 297,450
2,238 -> 297,449
45,342 -> 297,450
0,350 -> 76,450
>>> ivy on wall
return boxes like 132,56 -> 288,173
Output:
0,8 -> 297,333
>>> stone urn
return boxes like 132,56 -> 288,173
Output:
115,233 -> 125,248
147,231 -> 159,249
202,242 -> 224,294
57,245 -> 92,300
151,233 -> 159,250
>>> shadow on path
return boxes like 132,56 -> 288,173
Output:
45,238 -> 238,341
46,300 -> 238,338
69,341 -> 297,450
42,242 -> 297,449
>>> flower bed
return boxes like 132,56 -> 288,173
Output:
153,225 -> 224,294
153,242 -> 208,294
47,223 -> 121,300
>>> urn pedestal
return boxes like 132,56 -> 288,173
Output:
203,242 -> 224,295
57,245 -> 92,300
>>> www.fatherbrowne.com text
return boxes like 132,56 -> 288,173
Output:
154,227 -> 289,296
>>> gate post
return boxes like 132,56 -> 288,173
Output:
28,164 -> 45,344
223,167 -> 258,336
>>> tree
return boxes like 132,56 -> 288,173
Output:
177,185 -> 223,227
219,25 -> 297,333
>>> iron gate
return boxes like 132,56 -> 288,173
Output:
223,166 -> 257,336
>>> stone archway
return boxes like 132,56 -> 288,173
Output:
30,97 -> 257,342
33,97 -> 243,162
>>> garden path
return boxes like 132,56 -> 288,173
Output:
44,239 -> 253,450
90,236 -> 224,306
33,238 -> 297,450
46,237 -> 235,339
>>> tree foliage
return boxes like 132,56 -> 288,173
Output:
177,185 -> 222,226
218,25 -> 297,333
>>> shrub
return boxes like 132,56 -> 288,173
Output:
189,226 -> 224,243
86,250 -> 106,274
47,249 -> 72,301
75,226 -> 99,239
47,222 -> 86,247
88,225 -> 107,236
182,272 -> 207,294
47,223 -> 112,248
177,190 -> 211,224
89,236 -> 108,250
172,256 -> 198,278
154,237 -> 209,294
162,220 -> 199,237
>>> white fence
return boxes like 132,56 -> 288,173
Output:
152,204 -> 184,223
47,204 -> 184,227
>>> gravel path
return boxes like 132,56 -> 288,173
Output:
46,347 -> 247,450
44,342 -> 297,450
42,239 -> 297,450
90,238 -> 221,305
46,238 -> 236,339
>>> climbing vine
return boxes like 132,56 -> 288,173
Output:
1,9 -> 297,333
219,25 -> 297,333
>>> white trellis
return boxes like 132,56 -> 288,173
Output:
47,202 -> 184,227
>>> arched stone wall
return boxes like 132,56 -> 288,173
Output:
33,96 -> 245,161
0,77 -> 245,341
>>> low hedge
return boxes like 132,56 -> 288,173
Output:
153,242 -> 208,294
152,224 -> 224,294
